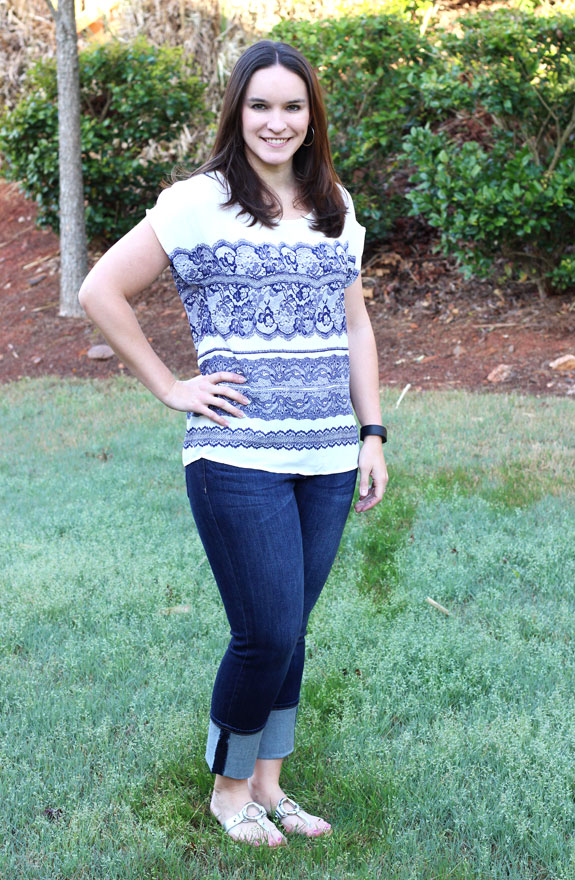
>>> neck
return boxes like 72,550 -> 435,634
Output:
244,155 -> 308,219
248,157 -> 296,195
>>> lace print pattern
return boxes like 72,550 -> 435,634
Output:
183,424 -> 358,452
170,239 -> 358,345
199,352 -> 353,422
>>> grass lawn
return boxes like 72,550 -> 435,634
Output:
1,377 -> 574,879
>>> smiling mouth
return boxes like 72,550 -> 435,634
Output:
261,137 -> 290,145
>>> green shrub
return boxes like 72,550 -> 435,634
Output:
271,15 -> 439,241
0,38 -> 210,244
403,10 -> 575,295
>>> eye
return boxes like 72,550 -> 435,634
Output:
287,104 -> 304,112
250,102 -> 267,110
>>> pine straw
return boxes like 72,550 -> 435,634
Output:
115,0 -> 249,111
0,0 -> 252,112
0,0 -> 56,112
104,0 -> 337,162
1,0 -> 339,113
1,0 -> 251,165
1,0 -> 340,165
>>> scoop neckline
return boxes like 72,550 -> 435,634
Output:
280,212 -> 313,223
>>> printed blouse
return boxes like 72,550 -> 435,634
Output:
145,172 -> 366,474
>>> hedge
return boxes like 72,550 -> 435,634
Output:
0,37 -> 210,243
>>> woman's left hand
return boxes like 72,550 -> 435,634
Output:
354,437 -> 388,513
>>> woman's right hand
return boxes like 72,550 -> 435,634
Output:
162,372 -> 249,426
79,222 -> 249,425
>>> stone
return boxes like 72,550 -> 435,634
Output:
87,344 -> 115,360
549,354 -> 575,372
487,363 -> 513,383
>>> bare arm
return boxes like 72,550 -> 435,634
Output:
78,218 -> 248,424
345,274 -> 389,512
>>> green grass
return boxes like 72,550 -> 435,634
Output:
1,377 -> 574,879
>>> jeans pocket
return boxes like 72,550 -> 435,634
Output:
184,459 -> 208,499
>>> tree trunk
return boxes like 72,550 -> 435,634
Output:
46,0 -> 88,317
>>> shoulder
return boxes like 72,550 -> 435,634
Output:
334,185 -> 365,275
336,183 -> 356,216
334,184 -> 364,243
336,182 -> 351,202
155,172 -> 229,211
146,172 -> 231,254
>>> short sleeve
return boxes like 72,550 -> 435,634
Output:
145,173 -> 228,257
339,187 -> 366,287
145,182 -> 187,257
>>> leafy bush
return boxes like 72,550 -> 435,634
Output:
0,38 -> 210,243
271,15 -> 439,241
403,10 -> 575,294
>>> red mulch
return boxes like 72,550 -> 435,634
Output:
2,179 -> 575,397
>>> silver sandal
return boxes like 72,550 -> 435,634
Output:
274,796 -> 332,836
222,801 -> 283,845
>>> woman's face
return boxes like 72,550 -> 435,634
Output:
241,64 -> 311,178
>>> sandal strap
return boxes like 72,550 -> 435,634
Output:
274,796 -> 311,826
222,801 -> 268,833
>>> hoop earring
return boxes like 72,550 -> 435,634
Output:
302,125 -> 315,147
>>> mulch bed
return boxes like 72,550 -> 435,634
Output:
2,179 -> 574,398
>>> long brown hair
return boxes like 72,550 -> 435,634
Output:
195,40 -> 346,238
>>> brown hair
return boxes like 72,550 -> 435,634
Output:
195,40 -> 346,238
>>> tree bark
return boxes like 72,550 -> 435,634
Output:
46,0 -> 88,318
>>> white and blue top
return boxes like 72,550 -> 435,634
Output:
146,171 -> 365,475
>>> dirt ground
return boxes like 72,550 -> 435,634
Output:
2,179 -> 575,398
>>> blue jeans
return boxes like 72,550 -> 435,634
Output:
185,459 -> 357,779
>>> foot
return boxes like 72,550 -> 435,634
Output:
274,796 -> 332,838
248,782 -> 332,838
210,791 -> 286,847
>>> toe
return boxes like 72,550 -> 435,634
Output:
282,812 -> 331,837
311,820 -> 331,837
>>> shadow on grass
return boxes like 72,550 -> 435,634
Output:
357,461 -> 557,607
127,716 -> 397,875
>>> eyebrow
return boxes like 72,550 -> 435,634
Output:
246,96 -> 307,104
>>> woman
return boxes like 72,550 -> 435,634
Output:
79,40 -> 388,847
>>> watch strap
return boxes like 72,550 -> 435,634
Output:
360,424 -> 387,443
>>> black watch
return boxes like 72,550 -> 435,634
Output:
360,424 -> 387,443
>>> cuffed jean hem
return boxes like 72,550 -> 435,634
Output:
257,706 -> 298,760
206,720 -> 264,779
206,706 -> 298,778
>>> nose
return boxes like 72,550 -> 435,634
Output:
266,110 -> 286,133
